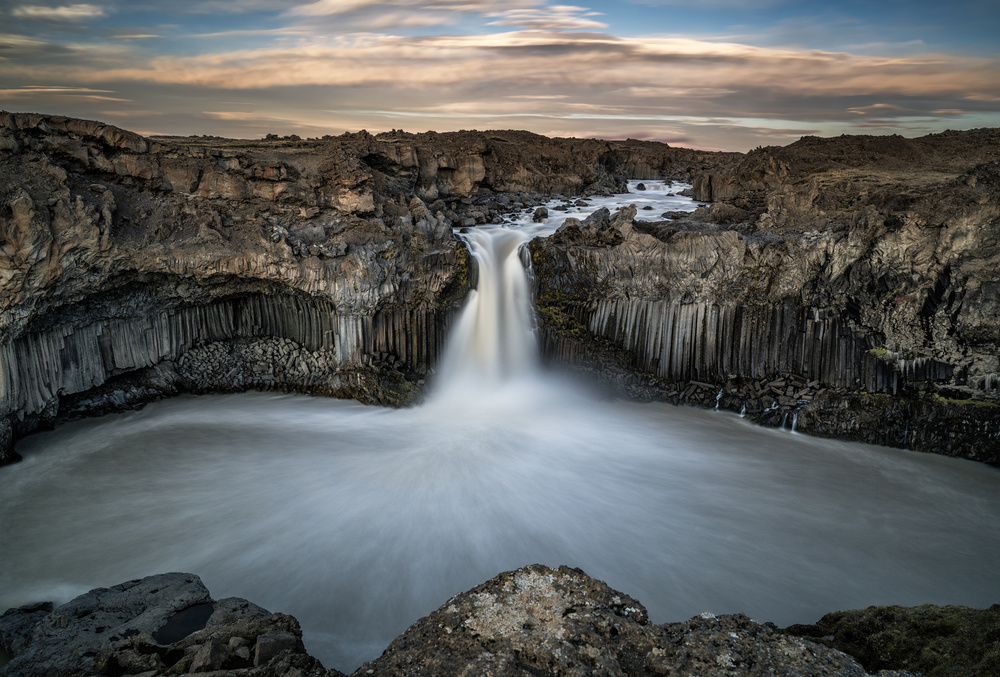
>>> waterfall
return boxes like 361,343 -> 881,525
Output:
428,180 -> 701,407
428,220 -> 565,409
434,227 -> 539,389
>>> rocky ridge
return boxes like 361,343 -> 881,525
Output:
0,112 -> 732,464
529,130 -> 1000,462
0,567 -> 934,677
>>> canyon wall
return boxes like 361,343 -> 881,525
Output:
3,112 -> 998,464
530,132 -> 1000,462
0,113 -> 731,463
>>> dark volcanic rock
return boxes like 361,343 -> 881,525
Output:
0,113 -> 733,465
0,573 -> 333,677
1,567 -> 925,676
2,113 -> 999,463
345,565 -> 912,676
531,129 -> 1000,463
788,603 -> 1000,677
549,205 -> 635,247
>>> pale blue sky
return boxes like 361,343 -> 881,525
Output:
1,0 -> 997,150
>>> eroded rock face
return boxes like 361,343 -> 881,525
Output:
531,132 -> 1000,462
0,113 -> 733,465
1,567 -> 921,677
0,114 -> 479,464
2,113 -> 998,464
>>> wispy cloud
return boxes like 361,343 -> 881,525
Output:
847,103 -> 905,115
0,32 -> 51,51
99,109 -> 163,118
486,6 -> 607,30
203,110 -> 255,120
288,0 -> 532,17
46,32 -> 996,105
0,85 -> 117,97
12,3 -> 105,20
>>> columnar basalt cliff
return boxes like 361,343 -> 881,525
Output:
0,113 -> 733,464
530,131 -> 1000,463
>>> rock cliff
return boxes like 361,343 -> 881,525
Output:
530,130 -> 1000,463
2,112 -> 998,464
1,567 -> 930,676
0,112 -> 731,464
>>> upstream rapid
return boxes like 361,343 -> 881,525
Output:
2,183 -> 1000,672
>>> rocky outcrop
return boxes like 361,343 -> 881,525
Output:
0,113 -> 733,465
530,132 -> 1000,463
356,564 -> 911,677
0,573 -> 333,676
1,567 -> 925,677
788,603 -> 1000,677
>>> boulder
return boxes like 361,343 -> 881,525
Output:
0,574 -> 332,677
357,564 -> 910,676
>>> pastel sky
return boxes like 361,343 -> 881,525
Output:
0,0 -> 997,150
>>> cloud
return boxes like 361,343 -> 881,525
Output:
51,32 -> 996,109
191,27 -> 313,38
626,0 -> 790,7
0,85 -> 117,97
932,108 -> 967,115
99,109 -> 163,118
11,3 -> 105,20
853,121 -> 914,128
288,0 -> 531,17
203,111 -> 255,120
155,0 -> 298,14
486,6 -> 607,30
847,103 -> 905,115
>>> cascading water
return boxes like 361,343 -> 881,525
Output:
2,182 -> 1000,673
430,225 -> 545,401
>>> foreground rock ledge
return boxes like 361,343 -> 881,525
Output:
0,566 -> 948,677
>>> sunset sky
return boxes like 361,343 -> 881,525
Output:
0,0 -> 997,150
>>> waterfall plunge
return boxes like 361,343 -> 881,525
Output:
434,228 -> 539,392
428,221 -> 565,411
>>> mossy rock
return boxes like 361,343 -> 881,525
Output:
789,603 -> 1000,677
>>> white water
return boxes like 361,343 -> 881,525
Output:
2,183 -> 1000,672
432,225 -> 542,398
